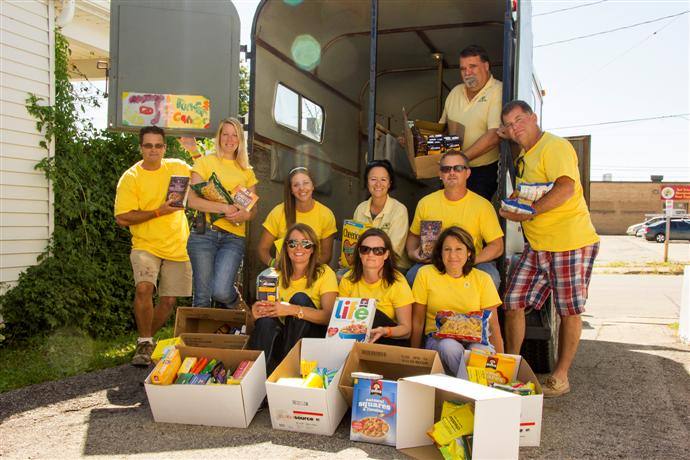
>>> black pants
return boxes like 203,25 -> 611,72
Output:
467,161 -> 498,202
372,309 -> 410,347
247,293 -> 327,375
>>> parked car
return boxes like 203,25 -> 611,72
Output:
644,219 -> 690,243
627,217 -> 665,236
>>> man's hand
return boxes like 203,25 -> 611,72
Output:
497,125 -> 511,140
414,246 -> 431,264
499,208 -> 533,222
157,199 -> 182,217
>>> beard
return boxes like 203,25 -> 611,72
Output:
464,76 -> 478,88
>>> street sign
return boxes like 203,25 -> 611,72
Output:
660,185 -> 690,201
665,200 -> 674,216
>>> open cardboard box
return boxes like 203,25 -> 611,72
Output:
174,307 -> 251,335
144,345 -> 266,428
464,351 -> 544,447
397,374 -> 521,459
338,342 -> 444,407
265,338 -> 355,436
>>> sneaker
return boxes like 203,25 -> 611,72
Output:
131,341 -> 154,367
542,375 -> 570,398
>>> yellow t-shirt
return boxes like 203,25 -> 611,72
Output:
412,265 -> 501,336
278,265 -> 339,310
263,200 -> 338,250
338,271 -> 415,321
439,76 -> 502,167
192,154 -> 258,237
517,132 -> 599,251
353,196 -> 411,269
410,190 -> 504,255
114,159 -> 191,261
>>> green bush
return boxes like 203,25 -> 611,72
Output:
0,32 -> 191,344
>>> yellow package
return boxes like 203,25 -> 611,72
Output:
427,403 -> 474,446
178,357 -> 197,376
438,440 -> 467,460
300,359 -> 318,378
466,366 -> 489,386
466,350 -> 518,385
441,400 -> 466,419
151,337 -> 182,362
150,348 -> 182,385
303,371 -> 324,388
340,220 -> 367,268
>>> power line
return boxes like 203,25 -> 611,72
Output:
535,10 -> 690,48
534,0 -> 609,17
548,114 -> 690,130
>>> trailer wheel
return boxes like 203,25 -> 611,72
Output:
520,300 -> 559,374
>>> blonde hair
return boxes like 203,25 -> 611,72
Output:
214,117 -> 251,170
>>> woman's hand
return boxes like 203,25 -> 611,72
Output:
251,301 -> 273,319
224,205 -> 250,225
261,301 -> 297,318
368,326 -> 389,343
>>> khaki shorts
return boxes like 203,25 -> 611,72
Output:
130,249 -> 192,297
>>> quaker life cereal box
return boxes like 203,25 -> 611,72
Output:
340,220 -> 367,269
350,372 -> 398,446
420,220 -> 442,259
326,298 -> 376,342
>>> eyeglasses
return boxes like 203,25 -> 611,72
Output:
515,155 -> 525,178
440,165 -> 470,173
358,245 -> 387,256
287,239 -> 315,250
141,143 -> 165,150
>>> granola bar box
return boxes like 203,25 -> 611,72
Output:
350,372 -> 398,446
325,297 -> 377,342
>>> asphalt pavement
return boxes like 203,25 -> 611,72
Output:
1,242 -> 688,459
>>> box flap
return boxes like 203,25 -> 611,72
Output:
174,307 -> 247,336
396,378 -> 437,449
239,351 -> 267,425
300,338 -> 354,370
179,333 -> 248,350
401,374 -> 518,401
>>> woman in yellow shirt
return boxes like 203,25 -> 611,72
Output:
258,167 -> 337,267
187,118 -> 258,308
339,228 -> 414,346
248,223 -> 338,373
411,226 -> 504,379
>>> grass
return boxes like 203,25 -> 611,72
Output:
0,326 -> 173,393
595,260 -> 688,275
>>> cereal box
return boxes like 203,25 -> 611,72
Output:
325,297 -> 376,342
420,220 -> 441,259
166,175 -> 190,208
257,268 -> 279,302
232,185 -> 259,211
350,372 -> 398,446
340,219 -> 367,269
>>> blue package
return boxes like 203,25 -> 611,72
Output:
350,373 -> 397,446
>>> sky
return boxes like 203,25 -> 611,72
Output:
82,0 -> 689,182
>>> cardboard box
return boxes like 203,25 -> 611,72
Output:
179,333 -> 248,350
174,306 -> 251,336
397,374 -> 521,459
144,345 -> 266,428
338,342 -> 444,407
463,351 -> 543,447
265,338 -> 355,436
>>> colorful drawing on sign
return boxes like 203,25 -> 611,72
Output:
122,92 -> 210,130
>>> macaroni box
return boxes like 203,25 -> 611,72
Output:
325,297 -> 376,342
350,372 -> 398,446
397,374 -> 521,459
266,338 -> 355,436
144,345 -> 266,428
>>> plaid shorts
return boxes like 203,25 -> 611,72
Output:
504,242 -> 599,316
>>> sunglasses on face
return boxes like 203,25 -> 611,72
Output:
141,143 -> 165,150
358,245 -> 386,256
440,165 -> 470,173
287,239 -> 315,250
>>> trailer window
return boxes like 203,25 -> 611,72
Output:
273,83 -> 324,142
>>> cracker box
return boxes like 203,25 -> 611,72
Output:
420,220 -> 441,259
340,220 -> 367,269
350,372 -> 398,447
257,269 -> 279,302
325,297 -> 376,342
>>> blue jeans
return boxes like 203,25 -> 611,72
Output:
406,261 -> 500,289
187,228 -> 245,307
425,336 -> 495,379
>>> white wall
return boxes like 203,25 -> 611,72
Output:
0,0 -> 54,292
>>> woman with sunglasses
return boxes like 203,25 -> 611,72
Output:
187,118 -> 257,308
248,223 -> 338,373
258,167 -> 337,268
338,228 -> 414,345
350,159 -> 410,270
411,226 -> 503,379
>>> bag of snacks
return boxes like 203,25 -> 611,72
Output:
432,310 -> 491,345
190,172 -> 234,223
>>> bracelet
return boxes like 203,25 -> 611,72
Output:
385,327 -> 393,338
154,209 -> 160,217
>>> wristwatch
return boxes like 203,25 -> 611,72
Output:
297,306 -> 305,320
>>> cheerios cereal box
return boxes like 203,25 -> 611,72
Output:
350,372 -> 397,446
340,220 -> 367,269
325,297 -> 376,342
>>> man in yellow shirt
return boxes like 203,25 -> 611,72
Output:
500,100 -> 600,398
114,126 -> 192,366
439,45 -> 503,201
405,150 -> 504,287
